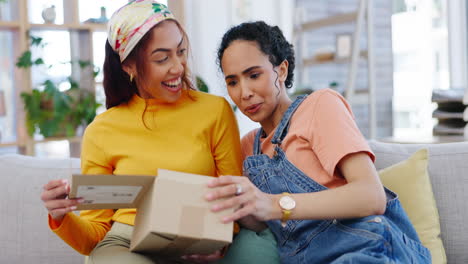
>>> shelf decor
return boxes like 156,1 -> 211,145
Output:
432,89 -> 467,136
84,6 -> 108,24
41,5 -> 56,24
336,33 -> 352,59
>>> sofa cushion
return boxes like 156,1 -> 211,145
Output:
0,154 -> 84,264
379,149 -> 445,264
369,140 -> 468,264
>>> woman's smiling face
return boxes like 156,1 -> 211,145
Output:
125,20 -> 188,103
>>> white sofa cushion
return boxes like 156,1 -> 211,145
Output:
0,154 -> 84,264
369,140 -> 468,264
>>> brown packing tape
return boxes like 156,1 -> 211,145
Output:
160,205 -> 206,256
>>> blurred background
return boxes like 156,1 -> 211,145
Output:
0,0 -> 467,158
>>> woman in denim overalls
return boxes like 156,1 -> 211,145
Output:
204,21 -> 431,263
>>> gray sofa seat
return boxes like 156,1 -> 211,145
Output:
369,140 -> 468,264
1,140 -> 467,263
0,154 -> 83,264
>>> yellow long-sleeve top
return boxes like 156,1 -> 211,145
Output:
48,90 -> 243,255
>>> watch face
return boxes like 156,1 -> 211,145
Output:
279,196 -> 296,210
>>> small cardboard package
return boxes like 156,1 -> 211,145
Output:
69,169 -> 233,256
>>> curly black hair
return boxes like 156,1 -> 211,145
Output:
217,21 -> 295,88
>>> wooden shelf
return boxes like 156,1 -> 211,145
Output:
296,12 -> 358,33
0,22 -> 106,31
0,21 -> 20,29
33,136 -> 82,144
29,23 -> 106,31
303,50 -> 368,66
0,141 -> 22,147
84,23 -> 107,32
379,135 -> 467,144
0,136 -> 82,148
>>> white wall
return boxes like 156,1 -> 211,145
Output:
179,0 -> 294,137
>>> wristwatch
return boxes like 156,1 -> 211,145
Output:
279,192 -> 296,227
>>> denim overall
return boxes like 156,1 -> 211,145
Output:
243,95 -> 431,264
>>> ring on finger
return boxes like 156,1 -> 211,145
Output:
235,183 -> 243,196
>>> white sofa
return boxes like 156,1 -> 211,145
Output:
0,140 -> 467,263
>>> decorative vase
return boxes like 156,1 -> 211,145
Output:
41,5 -> 56,24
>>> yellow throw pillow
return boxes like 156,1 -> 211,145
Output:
378,149 -> 446,264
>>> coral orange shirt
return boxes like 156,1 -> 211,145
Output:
241,89 -> 374,189
49,91 -> 242,255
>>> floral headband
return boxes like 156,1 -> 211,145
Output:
107,0 -> 175,62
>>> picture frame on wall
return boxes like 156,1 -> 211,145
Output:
335,33 -> 353,59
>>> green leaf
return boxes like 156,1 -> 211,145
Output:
16,51 -> 33,68
30,36 -> 43,47
65,123 -> 76,137
196,76 -> 209,93
68,77 -> 79,90
34,58 -> 44,65
43,80 -> 57,95
78,60 -> 92,68
93,66 -> 100,78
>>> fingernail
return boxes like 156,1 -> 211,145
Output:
222,216 -> 229,223
212,204 -> 219,211
77,199 -> 85,204
70,206 -> 77,210
61,179 -> 68,185
205,193 -> 213,200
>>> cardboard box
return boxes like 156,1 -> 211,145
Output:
69,169 -> 233,256
130,169 -> 233,255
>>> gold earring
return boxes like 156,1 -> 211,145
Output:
130,73 -> 134,82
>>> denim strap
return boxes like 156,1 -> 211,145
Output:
271,95 -> 307,145
253,95 -> 307,155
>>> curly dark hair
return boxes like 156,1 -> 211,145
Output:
217,21 -> 295,88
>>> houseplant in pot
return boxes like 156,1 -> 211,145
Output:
16,36 -> 101,138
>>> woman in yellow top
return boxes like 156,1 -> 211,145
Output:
38,1 -> 262,263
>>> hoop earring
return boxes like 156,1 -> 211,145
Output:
130,73 -> 134,82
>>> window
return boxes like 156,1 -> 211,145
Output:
30,30 -> 72,89
0,31 -> 16,143
392,0 -> 449,138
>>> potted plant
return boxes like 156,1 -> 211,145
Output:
16,36 -> 101,138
